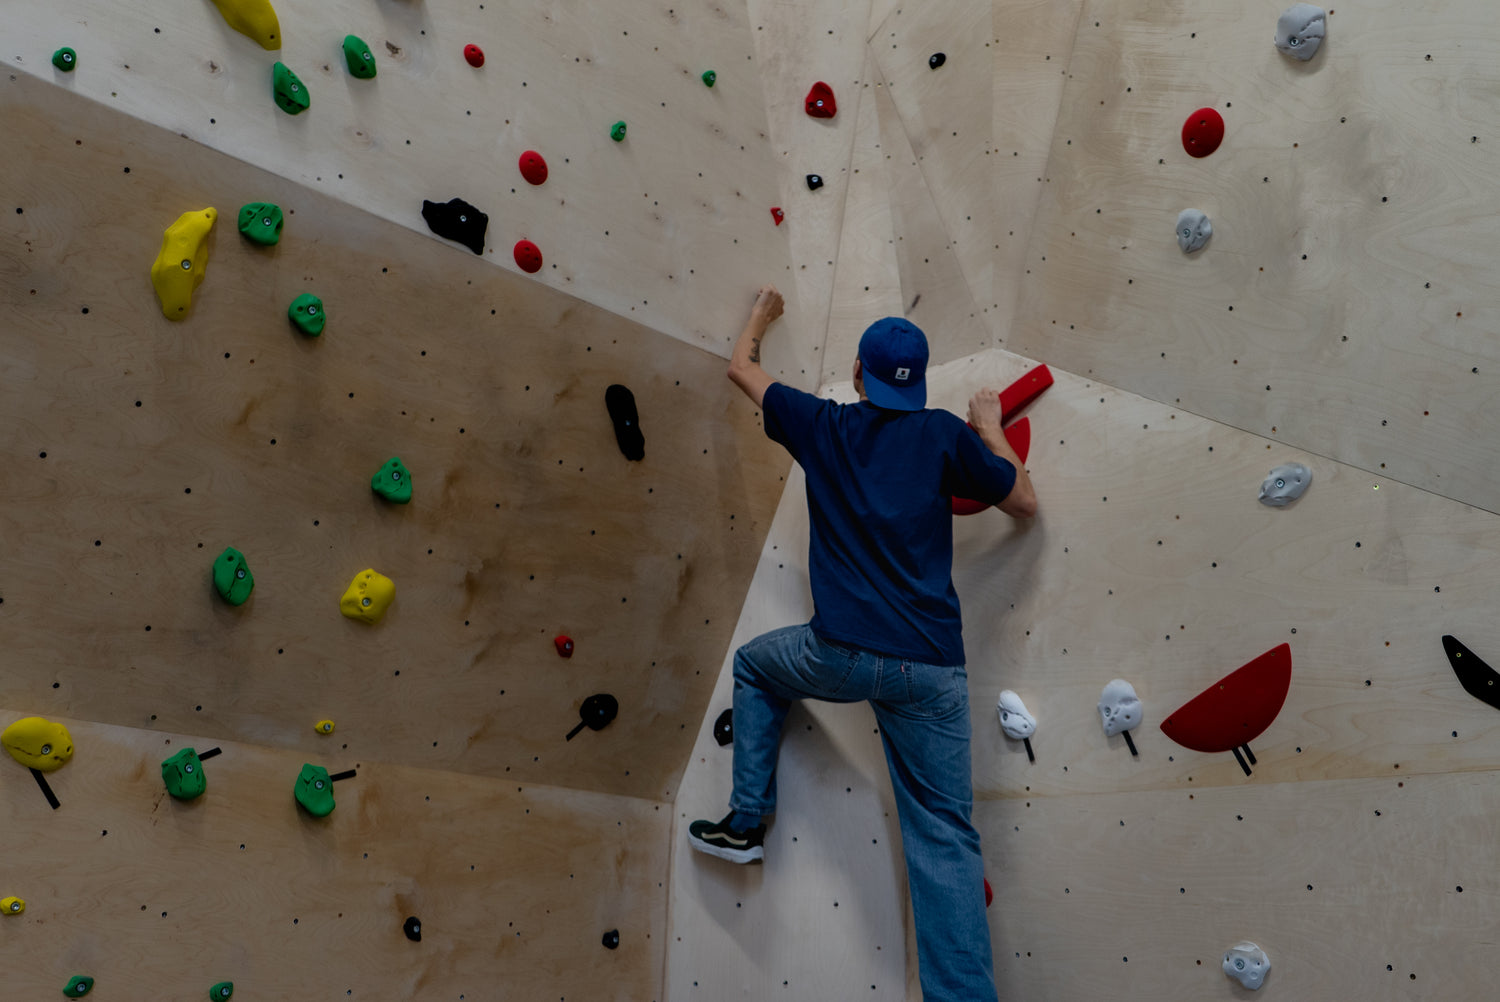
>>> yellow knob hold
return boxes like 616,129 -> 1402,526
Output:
1,896 -> 24,915
2,717 -> 74,772
340,569 -> 395,624
150,208 -> 217,320
207,0 -> 281,50
315,720 -> 335,735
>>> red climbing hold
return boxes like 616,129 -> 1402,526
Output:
770,207 -> 785,226
951,419 -> 1029,515
952,364 -> 1053,515
1159,644 -> 1293,754
519,150 -> 548,186
514,240 -> 543,274
984,878 -> 993,908
554,635 -> 574,658
464,44 -> 485,68
804,81 -> 837,119
1181,107 -> 1224,158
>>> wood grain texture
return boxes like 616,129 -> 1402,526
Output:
1,73 -> 787,801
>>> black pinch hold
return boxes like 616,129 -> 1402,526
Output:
713,708 -> 733,747
403,916 -> 422,942
329,769 -> 358,783
31,767 -> 60,810
566,693 -> 619,741
929,52 -> 946,69
1444,635 -> 1500,711
602,929 -> 620,950
605,384 -> 645,461
806,174 -> 824,190
421,197 -> 489,255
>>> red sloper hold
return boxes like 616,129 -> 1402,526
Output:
519,150 -> 548,186
1159,644 -> 1293,753
951,418 -> 1029,516
770,207 -> 785,226
464,44 -> 485,68
514,240 -> 543,274
1181,107 -> 1224,158
554,635 -> 574,658
804,81 -> 837,119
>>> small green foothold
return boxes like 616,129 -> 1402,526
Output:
701,70 -> 716,87
209,981 -> 235,1000
237,202 -> 283,246
343,35 -> 376,79
288,293 -> 326,336
371,457 -> 412,504
610,120 -> 627,142
272,61 -> 310,115
64,977 -> 94,998
162,748 -> 208,800
295,763 -> 336,817
213,547 -> 255,605
52,47 -> 77,72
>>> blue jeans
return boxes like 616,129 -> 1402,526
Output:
729,623 -> 997,1002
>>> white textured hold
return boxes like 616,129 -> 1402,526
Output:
1098,679 -> 1142,737
1176,209 -> 1212,253
1223,941 -> 1271,990
1275,4 -> 1326,60
1259,462 -> 1312,506
996,690 -> 1036,740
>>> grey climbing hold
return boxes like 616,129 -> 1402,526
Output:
1176,209 -> 1212,253
1275,4 -> 1326,61
1098,679 -> 1141,737
1223,942 -> 1270,990
996,690 -> 1035,740
1258,462 -> 1311,506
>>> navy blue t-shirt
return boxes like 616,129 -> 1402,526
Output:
762,382 -> 1017,666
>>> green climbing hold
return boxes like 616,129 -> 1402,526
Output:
371,457 -> 412,504
295,763 -> 336,817
237,202 -> 283,246
162,748 -> 207,800
272,61 -> 309,115
288,293 -> 326,336
343,35 -> 376,79
610,121 -> 627,142
209,981 -> 234,1000
213,547 -> 254,605
702,70 -> 716,87
64,977 -> 94,998
52,47 -> 77,72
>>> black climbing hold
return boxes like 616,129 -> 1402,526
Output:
565,693 -> 619,741
605,384 -> 645,462
1444,635 -> 1500,711
713,708 -> 733,747
929,52 -> 946,69
602,929 -> 620,950
806,174 -> 824,191
403,916 -> 422,942
421,198 -> 488,255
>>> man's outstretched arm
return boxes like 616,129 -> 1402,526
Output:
727,285 -> 784,408
969,387 -> 1038,519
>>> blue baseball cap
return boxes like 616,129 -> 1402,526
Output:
858,317 -> 928,411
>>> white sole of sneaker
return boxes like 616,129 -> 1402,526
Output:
689,837 -> 764,864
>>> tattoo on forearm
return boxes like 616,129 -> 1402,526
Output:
749,337 -> 761,363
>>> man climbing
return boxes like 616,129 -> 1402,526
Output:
688,285 -> 1036,1002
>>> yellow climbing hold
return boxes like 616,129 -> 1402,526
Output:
1,897 -> 24,916
208,0 -> 281,50
2,717 -> 74,772
315,719 -> 335,735
150,208 -> 217,320
340,569 -> 395,624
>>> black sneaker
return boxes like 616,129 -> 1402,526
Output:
688,812 -> 766,864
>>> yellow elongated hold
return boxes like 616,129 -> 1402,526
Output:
315,719 -> 335,735
150,208 -> 217,320
2,717 -> 74,772
208,0 -> 281,50
1,896 -> 25,915
340,569 -> 395,624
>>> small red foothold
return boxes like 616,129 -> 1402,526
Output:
519,150 -> 548,186
770,207 -> 785,226
804,81 -> 837,119
464,44 -> 485,68
984,878 -> 993,908
514,240 -> 543,274
554,635 -> 574,658
1181,107 -> 1224,158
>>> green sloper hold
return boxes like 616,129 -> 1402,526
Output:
52,48 -> 77,72
272,61 -> 309,115
64,977 -> 94,998
295,763 -> 335,817
210,981 -> 235,1000
213,547 -> 254,605
162,748 -> 207,800
343,35 -> 376,78
288,293 -> 325,336
610,120 -> 627,142
238,202 -> 283,245
701,70 -> 716,87
371,457 -> 411,503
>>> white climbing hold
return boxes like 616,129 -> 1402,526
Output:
996,690 -> 1036,740
1275,4 -> 1326,61
1176,209 -> 1212,253
1098,680 -> 1141,737
1258,462 -> 1312,506
1223,941 -> 1271,990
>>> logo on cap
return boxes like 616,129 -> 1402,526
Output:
895,367 -> 911,381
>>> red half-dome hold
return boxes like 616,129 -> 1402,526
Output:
1181,107 -> 1225,158
464,44 -> 485,68
514,239 -> 543,273
1159,643 -> 1292,775
804,81 -> 837,119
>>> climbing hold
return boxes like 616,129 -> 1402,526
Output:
1159,644 -> 1292,776
315,719 -> 335,735
3,717 -> 74,772
272,62 -> 309,115
209,982 -> 234,1000
519,150 -> 548,186
403,916 -> 422,942
1,897 -> 24,915
928,52 -> 946,69
953,363 -> 1053,515
212,547 -> 254,606
1098,680 -> 1142,737
770,207 -> 785,226
464,43 -> 484,68
1258,462 -> 1311,506
343,35 -> 377,79
554,635 -> 574,658
1223,942 -> 1271,990
565,694 -> 619,741
52,47 -> 77,72
161,748 -> 208,800
513,240 -> 543,274
371,457 -> 412,504
340,569 -> 395,624
713,708 -> 733,747
150,207 -> 216,320
805,174 -> 823,191
702,70 -> 716,87
294,763 -> 336,817
605,384 -> 645,461
996,690 -> 1036,740
207,0 -> 280,50
1176,209 -> 1212,253
288,293 -> 326,336
1181,107 -> 1224,158
1275,4 -> 1326,61
602,929 -> 620,950
804,81 -> 837,118
421,198 -> 488,255
610,121 -> 628,142
983,878 -> 992,907
64,976 -> 94,998
1444,635 -> 1500,712
237,202 -> 283,246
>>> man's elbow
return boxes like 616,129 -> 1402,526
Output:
1000,484 -> 1038,519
